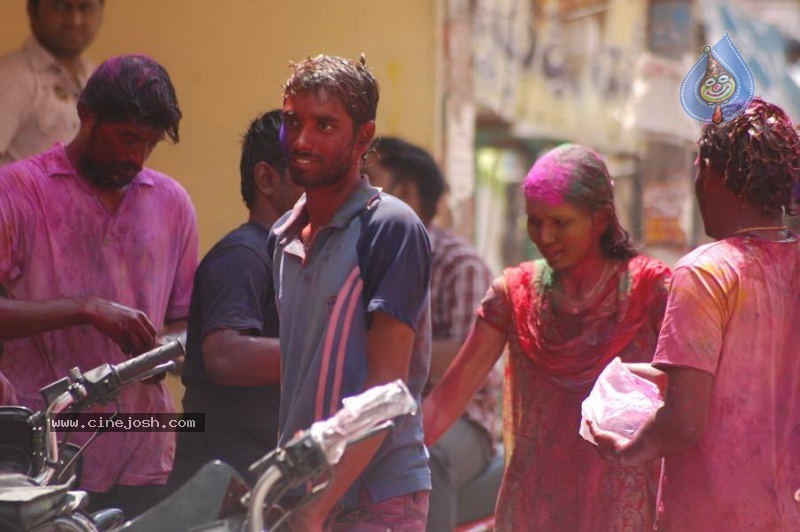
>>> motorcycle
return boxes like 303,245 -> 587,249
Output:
117,379 -> 417,531
0,340 -> 186,532
121,380 -> 498,532
0,342 -> 418,532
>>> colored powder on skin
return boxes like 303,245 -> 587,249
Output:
522,144 -> 606,206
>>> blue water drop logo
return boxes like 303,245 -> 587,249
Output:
680,33 -> 755,124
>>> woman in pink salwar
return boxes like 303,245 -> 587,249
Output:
424,144 -> 670,531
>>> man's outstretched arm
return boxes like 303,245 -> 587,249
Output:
590,366 -> 714,465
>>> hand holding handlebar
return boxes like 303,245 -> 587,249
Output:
35,339 -> 185,486
83,297 -> 158,355
38,339 -> 186,412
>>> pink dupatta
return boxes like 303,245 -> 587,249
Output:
502,255 -> 669,390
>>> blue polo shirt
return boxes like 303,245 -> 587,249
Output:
269,178 -> 432,504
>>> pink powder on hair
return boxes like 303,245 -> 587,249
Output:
523,145 -> 588,205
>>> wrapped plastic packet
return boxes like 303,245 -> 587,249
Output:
310,379 -> 417,464
579,357 -> 663,444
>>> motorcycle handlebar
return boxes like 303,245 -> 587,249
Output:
32,339 -> 186,486
114,340 -> 185,385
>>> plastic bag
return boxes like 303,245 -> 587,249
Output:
579,357 -> 663,444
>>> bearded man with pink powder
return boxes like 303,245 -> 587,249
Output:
591,97 -> 800,530
0,54 -> 197,518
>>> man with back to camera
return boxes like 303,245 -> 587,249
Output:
590,97 -> 800,530
269,54 -> 432,530
0,0 -> 105,166
168,110 -> 302,490
366,137 -> 502,532
0,54 -> 198,518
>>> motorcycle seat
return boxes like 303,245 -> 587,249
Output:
117,460 -> 249,531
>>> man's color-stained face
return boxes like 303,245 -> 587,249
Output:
29,0 -> 104,59
526,197 -> 605,272
79,117 -> 163,190
281,90 -> 367,189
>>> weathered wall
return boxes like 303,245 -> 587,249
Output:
0,0 -> 442,253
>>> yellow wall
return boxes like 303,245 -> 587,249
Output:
0,0 -> 441,253
1,1 -> 441,408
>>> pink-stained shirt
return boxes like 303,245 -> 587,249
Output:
0,38 -> 91,166
0,144 -> 198,491
652,235 -> 800,531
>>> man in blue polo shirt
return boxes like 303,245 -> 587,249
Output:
269,54 -> 432,530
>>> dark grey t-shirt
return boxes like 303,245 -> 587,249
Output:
172,222 -> 280,486
269,180 -> 432,505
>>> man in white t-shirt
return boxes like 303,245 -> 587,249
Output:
0,0 -> 104,165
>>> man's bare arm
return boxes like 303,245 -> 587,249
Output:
202,329 -> 281,386
0,295 -> 157,354
626,362 -> 668,393
591,366 -> 713,466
